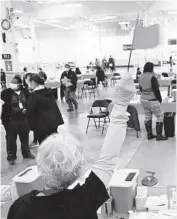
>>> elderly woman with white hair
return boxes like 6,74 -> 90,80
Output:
7,74 -> 136,219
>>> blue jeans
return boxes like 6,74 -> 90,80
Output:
64,87 -> 78,110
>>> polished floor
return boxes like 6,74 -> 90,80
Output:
1,69 -> 177,218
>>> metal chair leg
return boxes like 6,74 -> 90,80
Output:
93,119 -> 97,129
98,118 -> 100,128
136,131 -> 139,138
86,118 -> 91,133
102,118 -> 106,134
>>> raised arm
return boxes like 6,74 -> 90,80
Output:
92,75 -> 136,187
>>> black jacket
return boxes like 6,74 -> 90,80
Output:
27,88 -> 64,132
96,69 -> 106,81
1,87 -> 29,126
60,70 -> 78,91
1,71 -> 6,82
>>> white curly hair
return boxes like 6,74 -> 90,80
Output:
36,132 -> 85,190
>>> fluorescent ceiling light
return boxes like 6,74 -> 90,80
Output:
168,11 -> 177,15
12,10 -> 23,14
63,3 -> 82,8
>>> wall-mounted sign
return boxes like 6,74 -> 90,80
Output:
5,60 -> 13,72
2,54 -> 11,59
123,44 -> 134,51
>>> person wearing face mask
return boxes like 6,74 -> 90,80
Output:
1,76 -> 35,165
27,73 -> 64,144
23,73 -> 39,148
60,64 -> 78,112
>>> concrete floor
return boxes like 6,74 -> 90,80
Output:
1,68 -> 177,218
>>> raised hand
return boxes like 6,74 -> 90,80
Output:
114,73 -> 136,105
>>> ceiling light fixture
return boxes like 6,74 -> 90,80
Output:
63,3 -> 82,8
168,11 -> 177,15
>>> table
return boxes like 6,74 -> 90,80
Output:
80,73 -> 96,80
45,80 -> 60,88
45,80 -> 60,99
98,186 -> 176,219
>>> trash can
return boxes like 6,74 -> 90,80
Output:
12,166 -> 44,197
164,113 -> 176,137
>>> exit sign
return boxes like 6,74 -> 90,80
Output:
2,54 -> 11,59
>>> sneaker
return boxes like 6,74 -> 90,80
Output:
67,109 -> 74,112
8,159 -> 16,165
75,104 -> 78,110
29,141 -> 39,149
23,154 -> 35,159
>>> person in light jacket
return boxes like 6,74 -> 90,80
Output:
139,62 -> 168,141
27,74 -> 64,144
60,64 -> 78,112
7,74 -> 135,219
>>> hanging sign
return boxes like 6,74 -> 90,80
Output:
123,44 -> 134,51
2,54 -> 11,59
5,60 -> 13,72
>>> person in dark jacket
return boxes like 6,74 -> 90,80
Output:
1,76 -> 35,165
75,67 -> 82,75
38,68 -> 47,82
23,73 -> 39,148
109,55 -> 115,72
60,64 -> 78,112
96,66 -> 106,86
1,68 -> 6,89
136,67 -> 142,80
27,74 -> 64,144
139,62 -> 168,141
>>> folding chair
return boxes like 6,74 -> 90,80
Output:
83,79 -> 98,98
171,79 -> 176,90
86,100 -> 109,134
127,105 -> 141,138
162,73 -> 168,77
111,73 -> 121,84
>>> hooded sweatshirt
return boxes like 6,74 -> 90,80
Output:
27,88 -> 64,132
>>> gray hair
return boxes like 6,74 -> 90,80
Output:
36,132 -> 85,190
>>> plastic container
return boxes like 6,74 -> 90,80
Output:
12,166 -> 44,197
109,169 -> 139,214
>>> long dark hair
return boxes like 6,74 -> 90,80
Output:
143,62 -> 154,73
29,73 -> 45,85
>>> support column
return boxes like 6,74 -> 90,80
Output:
0,1 -> 20,74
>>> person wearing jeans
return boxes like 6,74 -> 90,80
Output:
60,64 -> 78,112
139,62 -> 168,141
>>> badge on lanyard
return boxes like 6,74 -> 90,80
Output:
19,101 -> 23,109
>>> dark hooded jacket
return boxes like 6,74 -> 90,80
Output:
27,88 -> 64,132
1,87 -> 30,127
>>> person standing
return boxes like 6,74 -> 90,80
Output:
96,66 -> 106,87
1,76 -> 34,165
136,67 -> 142,80
169,55 -> 173,68
38,68 -> 47,82
102,57 -> 107,72
1,68 -> 6,89
75,67 -> 82,75
109,55 -> 115,72
139,62 -> 168,141
27,74 -> 64,144
60,64 -> 78,112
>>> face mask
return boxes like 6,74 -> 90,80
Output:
10,83 -> 19,90
65,68 -> 69,72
